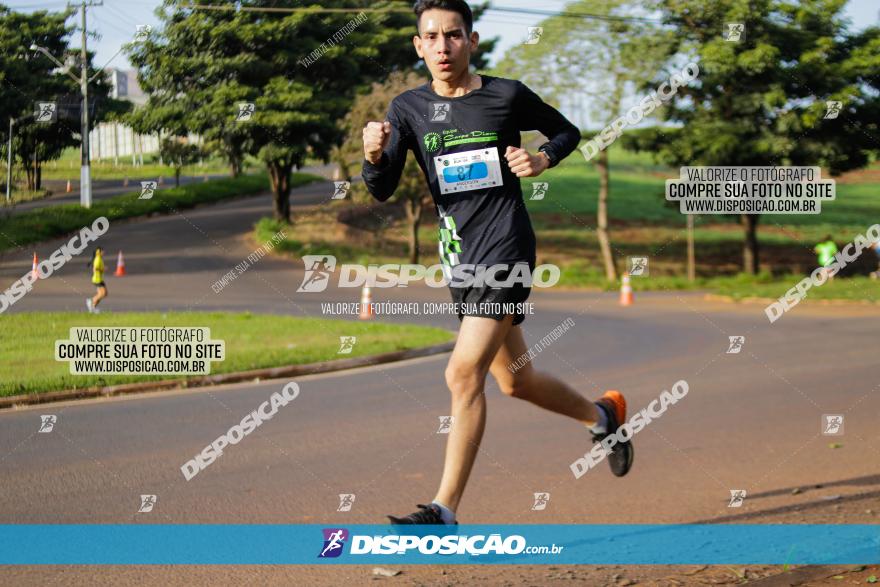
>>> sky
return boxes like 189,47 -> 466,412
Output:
7,0 -> 878,72
6,0 -> 879,127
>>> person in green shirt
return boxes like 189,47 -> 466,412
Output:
814,235 -> 838,279
871,239 -> 880,279
86,247 -> 107,314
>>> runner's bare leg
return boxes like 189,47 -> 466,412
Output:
489,324 -> 601,425
92,286 -> 107,307
433,315 -> 515,512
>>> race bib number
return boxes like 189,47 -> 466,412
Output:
434,147 -> 503,194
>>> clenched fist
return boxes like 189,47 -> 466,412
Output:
505,145 -> 550,178
363,121 -> 392,165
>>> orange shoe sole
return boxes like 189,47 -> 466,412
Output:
601,390 -> 627,424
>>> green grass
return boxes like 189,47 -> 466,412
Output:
525,160 -> 684,226
255,217 -> 384,265
38,161 -> 236,182
4,188 -> 51,204
709,274 -> 880,302
0,172 -> 322,254
556,262 -> 880,302
0,312 -> 454,397
250,144 -> 880,302
257,213 -> 879,302
519,145 -> 880,299
523,144 -> 878,231
36,148 -> 262,181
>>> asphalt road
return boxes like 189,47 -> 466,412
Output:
2,163 -> 335,215
0,181 -> 877,586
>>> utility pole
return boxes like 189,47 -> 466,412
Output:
29,1 -> 101,208
687,214 -> 696,282
5,118 -> 12,203
78,0 -> 103,209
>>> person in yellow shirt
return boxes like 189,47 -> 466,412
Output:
86,247 -> 107,314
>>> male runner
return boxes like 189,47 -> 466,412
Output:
361,0 -> 633,525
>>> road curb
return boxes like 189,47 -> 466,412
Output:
0,341 -> 454,410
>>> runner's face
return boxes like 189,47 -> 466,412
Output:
413,9 -> 477,82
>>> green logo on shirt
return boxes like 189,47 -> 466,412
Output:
424,129 -> 498,153
438,212 -> 463,267
444,130 -> 498,147
424,132 -> 441,152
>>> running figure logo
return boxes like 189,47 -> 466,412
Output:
35,102 -> 57,123
629,257 -> 648,276
337,494 -> 356,512
318,528 -> 349,558
824,101 -> 842,120
531,492 -> 550,510
822,414 -> 844,435
337,336 -> 356,354
332,181 -> 350,200
724,23 -> 745,42
139,181 -> 158,200
38,415 -> 57,433
524,27 -> 543,45
430,102 -> 450,122
236,102 -> 255,122
138,494 -> 157,513
423,132 -> 441,153
727,336 -> 745,354
530,182 -> 549,200
297,255 -> 337,293
728,489 -> 747,507
437,416 -> 454,434
134,24 -> 152,41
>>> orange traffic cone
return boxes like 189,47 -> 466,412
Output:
619,273 -> 634,306
358,285 -> 373,320
32,252 -> 39,279
65,179 -> 72,193
114,251 -> 126,277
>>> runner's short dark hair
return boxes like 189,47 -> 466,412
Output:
413,0 -> 473,35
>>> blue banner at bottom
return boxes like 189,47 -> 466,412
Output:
1,524 -> 877,565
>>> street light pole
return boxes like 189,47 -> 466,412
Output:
79,0 -> 93,208
6,117 -> 12,203
29,0 -> 101,209
687,214 -> 696,282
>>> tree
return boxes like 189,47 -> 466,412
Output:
0,7 -> 71,191
159,135 -> 201,186
128,0 -> 497,222
628,0 -> 880,274
127,0 -> 425,222
0,6 -> 115,192
492,0 -> 673,281
336,70 -> 432,263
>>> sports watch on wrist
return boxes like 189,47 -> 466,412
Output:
538,145 -> 558,168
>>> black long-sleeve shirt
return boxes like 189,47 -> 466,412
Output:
361,74 -> 580,270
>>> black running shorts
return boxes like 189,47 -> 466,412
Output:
448,265 -> 532,326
